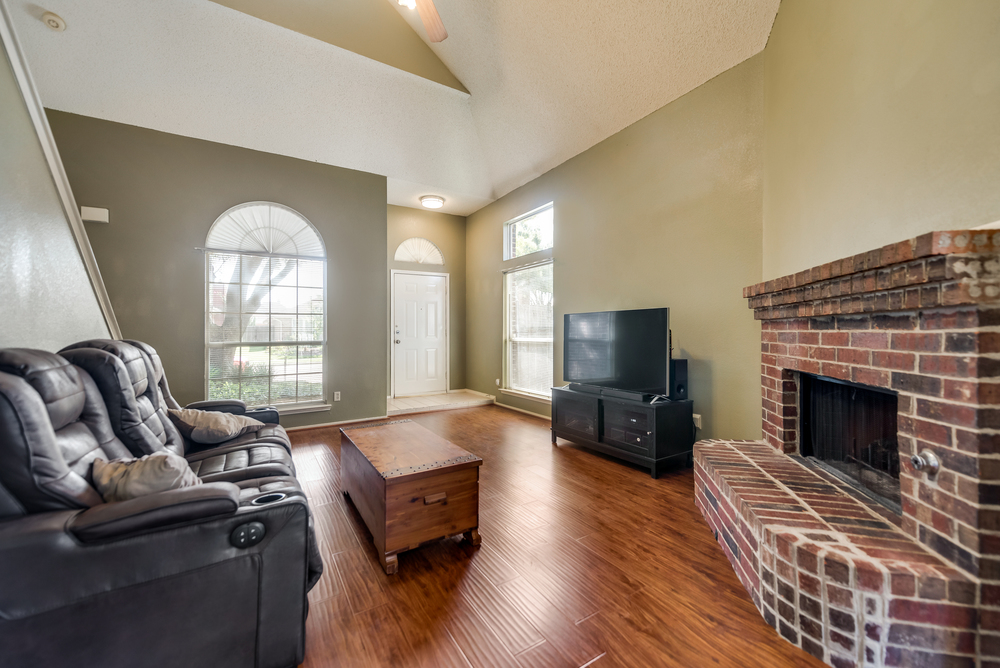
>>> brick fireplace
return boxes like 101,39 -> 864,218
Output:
695,230 -> 1000,667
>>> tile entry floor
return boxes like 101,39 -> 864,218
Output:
388,390 -> 495,416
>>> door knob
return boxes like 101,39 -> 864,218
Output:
395,340 -> 400,344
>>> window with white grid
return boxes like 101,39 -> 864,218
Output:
503,203 -> 554,260
205,203 -> 326,407
504,261 -> 554,397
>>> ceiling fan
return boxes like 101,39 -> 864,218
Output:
397,0 -> 447,43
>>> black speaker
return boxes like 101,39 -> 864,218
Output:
669,359 -> 688,401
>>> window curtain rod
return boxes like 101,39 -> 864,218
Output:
196,247 -> 326,262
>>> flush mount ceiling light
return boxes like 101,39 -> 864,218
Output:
420,195 -> 445,209
41,11 -> 66,31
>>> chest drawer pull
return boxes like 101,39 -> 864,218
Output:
424,492 -> 448,505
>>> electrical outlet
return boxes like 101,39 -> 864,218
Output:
495,379 -> 500,386
334,392 -> 341,402
693,414 -> 702,430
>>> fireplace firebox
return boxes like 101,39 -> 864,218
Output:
799,373 -> 900,510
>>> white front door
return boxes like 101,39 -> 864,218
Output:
393,272 -> 448,397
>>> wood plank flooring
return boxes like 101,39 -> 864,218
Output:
290,406 -> 825,668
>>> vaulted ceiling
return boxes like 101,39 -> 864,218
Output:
10,0 -> 779,215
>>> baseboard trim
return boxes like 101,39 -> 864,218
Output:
494,402 -> 550,421
286,414 -> 389,433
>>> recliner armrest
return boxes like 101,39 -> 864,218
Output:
184,399 -> 247,414
68,483 -> 240,542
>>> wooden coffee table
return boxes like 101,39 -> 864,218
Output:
340,419 -> 482,574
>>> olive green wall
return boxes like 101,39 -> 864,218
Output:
763,0 -> 1000,280
47,111 -> 388,428
387,205 -> 467,392
466,55 -> 765,439
0,47 -> 109,350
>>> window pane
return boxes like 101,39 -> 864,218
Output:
241,284 -> 270,314
209,346 -> 239,379
298,373 -> 323,402
209,379 -> 241,400
206,250 -> 325,407
270,346 -> 297,376
208,253 -> 239,283
241,256 -> 269,286
506,262 -> 553,396
271,258 -> 297,286
243,314 -> 271,343
298,345 -> 323,374
510,341 -> 554,396
267,286 -> 294,314
297,315 -> 323,342
239,346 -> 270,377
272,375 -> 298,404
298,288 -> 323,314
508,263 -> 554,340
269,315 -> 296,342
242,376 -> 269,405
208,313 -> 241,343
208,282 -> 237,313
506,205 -> 553,259
299,260 -> 324,288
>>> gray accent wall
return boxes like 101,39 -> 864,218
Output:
0,44 -> 109,350
47,111 -> 388,428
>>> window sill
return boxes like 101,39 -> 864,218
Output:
499,388 -> 552,404
276,403 -> 332,416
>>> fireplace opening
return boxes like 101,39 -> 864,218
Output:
799,373 -> 900,512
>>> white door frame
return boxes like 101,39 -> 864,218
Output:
390,269 -> 450,398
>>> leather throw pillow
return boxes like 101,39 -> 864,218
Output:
167,408 -> 265,445
92,451 -> 202,503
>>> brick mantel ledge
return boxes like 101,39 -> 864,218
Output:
744,230 -> 1000,321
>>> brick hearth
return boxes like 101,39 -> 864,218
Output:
695,440 -> 974,666
696,230 -> 1000,667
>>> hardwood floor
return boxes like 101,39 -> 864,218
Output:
290,406 -> 825,668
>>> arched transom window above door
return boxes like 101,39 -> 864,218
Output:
205,202 -> 327,408
394,237 -> 444,265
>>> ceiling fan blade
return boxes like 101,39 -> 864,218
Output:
414,0 -> 447,43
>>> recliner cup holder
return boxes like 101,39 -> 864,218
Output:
251,492 -> 287,505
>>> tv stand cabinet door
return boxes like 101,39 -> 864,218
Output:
552,388 -> 600,441
652,400 -> 695,459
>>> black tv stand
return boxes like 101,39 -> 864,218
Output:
551,386 -> 694,478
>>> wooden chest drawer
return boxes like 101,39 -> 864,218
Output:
385,467 -> 479,553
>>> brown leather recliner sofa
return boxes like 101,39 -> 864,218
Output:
0,344 -> 322,668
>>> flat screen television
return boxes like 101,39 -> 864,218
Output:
563,307 -> 670,394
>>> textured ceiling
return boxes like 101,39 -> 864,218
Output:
391,0 -> 780,197
8,0 -> 778,215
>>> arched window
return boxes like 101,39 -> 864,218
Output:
394,237 -> 444,264
205,202 -> 326,408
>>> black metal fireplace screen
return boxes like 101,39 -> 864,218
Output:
800,373 -> 900,509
